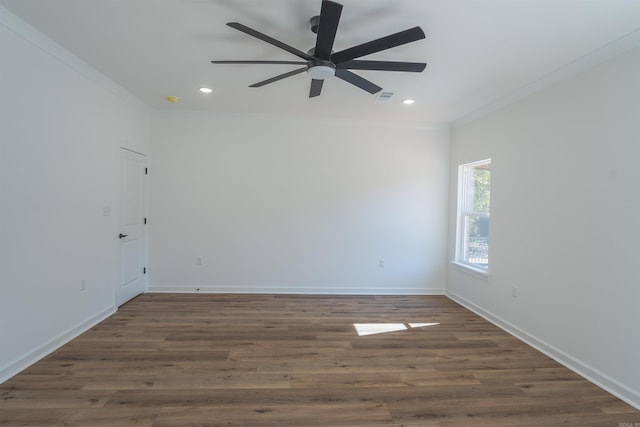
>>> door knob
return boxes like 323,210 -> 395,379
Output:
119,233 -> 128,239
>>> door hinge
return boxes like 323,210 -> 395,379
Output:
144,217 -> 147,224
143,267 -> 147,274
145,168 -> 148,175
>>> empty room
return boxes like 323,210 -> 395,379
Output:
1,0 -> 639,425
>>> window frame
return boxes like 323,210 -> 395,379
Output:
454,158 -> 491,277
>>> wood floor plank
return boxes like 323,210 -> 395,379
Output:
61,407 -> 159,427
0,409 -> 74,427
290,371 -> 479,389
153,403 -> 395,427
0,390 -> 112,409
0,294 -> 638,426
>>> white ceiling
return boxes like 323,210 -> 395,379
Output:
3,0 -> 640,127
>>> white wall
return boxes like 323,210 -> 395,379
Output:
149,112 -> 449,295
0,10 -> 149,382
447,47 -> 640,408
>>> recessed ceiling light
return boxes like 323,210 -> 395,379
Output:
402,99 -> 415,105
199,87 -> 213,94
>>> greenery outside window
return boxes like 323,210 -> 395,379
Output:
456,159 -> 491,273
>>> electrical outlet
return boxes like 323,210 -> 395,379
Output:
80,280 -> 86,291
378,260 -> 385,268
196,257 -> 203,266
512,286 -> 518,299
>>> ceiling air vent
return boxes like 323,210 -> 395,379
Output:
376,91 -> 394,101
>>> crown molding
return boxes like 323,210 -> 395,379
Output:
452,27 -> 640,129
1,5 -> 150,114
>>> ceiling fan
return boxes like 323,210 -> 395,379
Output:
211,0 -> 427,98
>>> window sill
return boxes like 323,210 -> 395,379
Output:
451,261 -> 490,280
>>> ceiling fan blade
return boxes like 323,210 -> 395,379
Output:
314,0 -> 343,60
309,79 -> 324,98
227,22 -> 314,61
212,60 -> 308,65
335,69 -> 382,94
249,67 -> 308,88
337,60 -> 426,72
331,26 -> 425,65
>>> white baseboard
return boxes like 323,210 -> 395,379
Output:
0,305 -> 116,384
445,289 -> 640,411
147,285 -> 445,296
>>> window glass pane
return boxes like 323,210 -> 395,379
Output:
464,216 -> 489,267
472,165 -> 491,214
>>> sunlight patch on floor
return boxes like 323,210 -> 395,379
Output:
353,322 -> 440,336
408,322 -> 440,328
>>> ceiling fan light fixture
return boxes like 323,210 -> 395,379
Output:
199,87 -> 213,93
307,65 -> 336,80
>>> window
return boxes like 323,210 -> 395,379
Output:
456,159 -> 491,273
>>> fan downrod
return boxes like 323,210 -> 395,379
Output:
309,15 -> 320,34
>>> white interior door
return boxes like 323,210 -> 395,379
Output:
118,148 -> 147,306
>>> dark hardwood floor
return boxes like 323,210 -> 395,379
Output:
1,294 -> 638,426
